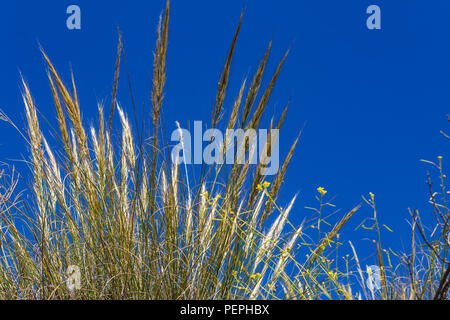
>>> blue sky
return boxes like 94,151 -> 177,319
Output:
1,0 -> 450,263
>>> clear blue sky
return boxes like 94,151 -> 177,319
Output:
1,0 -> 450,262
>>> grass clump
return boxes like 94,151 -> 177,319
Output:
0,0 -> 306,299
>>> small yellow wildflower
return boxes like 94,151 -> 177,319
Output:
328,271 -> 337,279
263,181 -> 271,189
317,187 -> 327,196
438,156 -> 443,161
256,184 -> 263,191
250,273 -> 261,280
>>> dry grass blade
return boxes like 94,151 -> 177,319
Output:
246,47 -> 290,130
152,0 -> 170,126
307,205 -> 361,267
109,31 -> 123,133
211,10 -> 244,129
241,41 -> 272,127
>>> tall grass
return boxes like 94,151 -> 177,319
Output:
0,0 -> 448,300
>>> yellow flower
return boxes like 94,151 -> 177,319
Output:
369,192 -> 375,202
257,181 -> 271,191
317,187 -> 327,196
